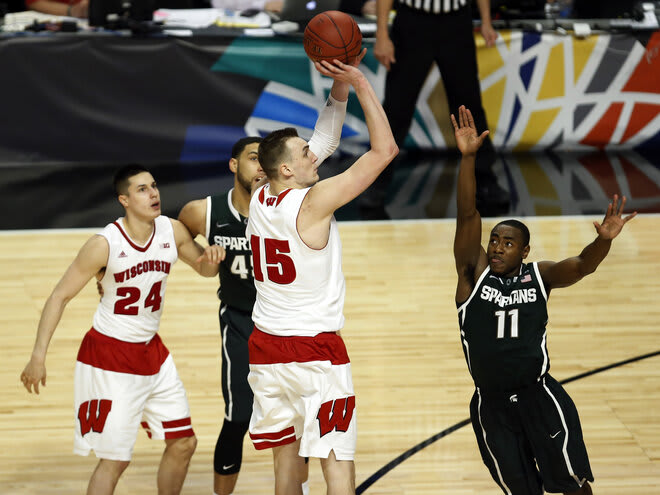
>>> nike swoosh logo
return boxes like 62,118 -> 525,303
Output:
222,464 -> 235,470
550,431 -> 561,438
216,223 -> 230,228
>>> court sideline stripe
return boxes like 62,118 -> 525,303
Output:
357,349 -> 660,494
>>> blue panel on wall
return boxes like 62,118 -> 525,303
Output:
520,58 -> 536,91
180,125 -> 247,163
504,96 -> 522,145
522,32 -> 541,52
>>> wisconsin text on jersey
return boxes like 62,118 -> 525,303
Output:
113,260 -> 172,282
213,235 -> 250,251
480,285 -> 537,307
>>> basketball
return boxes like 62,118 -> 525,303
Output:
303,11 -> 362,64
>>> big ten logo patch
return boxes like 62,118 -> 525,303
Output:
316,396 -> 355,437
78,399 -> 112,435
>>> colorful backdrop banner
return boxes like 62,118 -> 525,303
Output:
0,30 -> 658,167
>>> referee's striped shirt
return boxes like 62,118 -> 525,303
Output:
397,0 -> 467,14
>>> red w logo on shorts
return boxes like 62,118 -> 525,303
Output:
316,396 -> 356,437
78,399 -> 112,436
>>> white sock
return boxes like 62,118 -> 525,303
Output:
301,480 -> 309,495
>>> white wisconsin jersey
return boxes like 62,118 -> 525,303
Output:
247,184 -> 345,337
92,216 -> 178,343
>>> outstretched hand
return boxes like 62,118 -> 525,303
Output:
594,194 -> 637,240
314,58 -> 365,86
450,105 -> 489,156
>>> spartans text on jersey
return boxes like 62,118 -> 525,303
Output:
213,235 -> 250,251
480,285 -> 537,307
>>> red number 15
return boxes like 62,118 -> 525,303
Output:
250,235 -> 297,285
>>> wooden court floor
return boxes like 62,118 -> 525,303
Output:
2,215 -> 659,494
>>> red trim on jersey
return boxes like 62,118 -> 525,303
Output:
76,328 -> 170,375
248,327 -> 350,365
252,436 -> 296,450
112,221 -> 156,252
250,426 -> 296,449
141,421 -> 152,438
163,417 -> 194,439
275,188 -> 293,206
258,186 -> 266,204
250,426 -> 295,441
162,417 -> 192,428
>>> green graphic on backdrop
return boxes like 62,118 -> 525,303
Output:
212,37 -> 314,94
212,37 -> 378,124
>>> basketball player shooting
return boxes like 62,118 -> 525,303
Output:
244,56 -> 398,494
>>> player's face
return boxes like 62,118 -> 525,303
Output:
486,225 -> 529,277
235,143 -> 264,193
123,172 -> 161,219
287,137 -> 320,188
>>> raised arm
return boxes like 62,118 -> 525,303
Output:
538,194 -> 637,290
308,49 -> 366,164
21,234 -> 108,394
303,61 -> 398,221
452,106 -> 491,302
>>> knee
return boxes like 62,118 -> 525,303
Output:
167,435 -> 197,461
99,459 -> 130,478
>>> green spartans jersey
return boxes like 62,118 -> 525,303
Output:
458,262 -> 550,393
206,190 -> 255,312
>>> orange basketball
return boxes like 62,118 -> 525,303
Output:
303,11 -> 362,64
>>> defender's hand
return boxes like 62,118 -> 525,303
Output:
593,194 -> 637,240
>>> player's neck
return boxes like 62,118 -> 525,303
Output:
231,183 -> 250,217
268,178 -> 294,196
122,214 -> 155,244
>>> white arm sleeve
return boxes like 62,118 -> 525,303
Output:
308,95 -> 348,166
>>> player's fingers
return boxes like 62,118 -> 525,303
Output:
355,47 -> 367,64
466,108 -> 476,129
20,373 -> 29,392
450,114 -> 458,130
617,195 -> 626,215
624,211 -> 638,223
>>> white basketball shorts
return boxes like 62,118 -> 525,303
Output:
73,328 -> 194,461
248,327 -> 357,461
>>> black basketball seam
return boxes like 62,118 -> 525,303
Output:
305,14 -> 360,62
322,12 -> 350,62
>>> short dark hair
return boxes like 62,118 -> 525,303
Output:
258,128 -> 298,179
231,136 -> 262,159
494,219 -> 530,246
113,164 -> 150,196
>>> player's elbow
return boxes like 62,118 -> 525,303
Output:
378,142 -> 399,165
